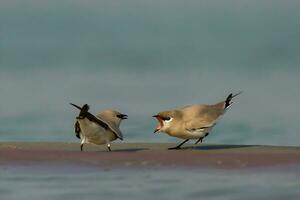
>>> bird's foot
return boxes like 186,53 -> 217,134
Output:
195,138 -> 203,145
168,146 -> 181,150
168,139 -> 189,150
107,144 -> 111,151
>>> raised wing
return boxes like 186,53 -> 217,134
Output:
106,123 -> 124,140
74,121 -> 81,139
70,103 -> 123,140
85,112 -> 109,130
89,113 -> 123,140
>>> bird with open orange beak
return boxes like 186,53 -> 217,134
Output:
153,92 -> 241,150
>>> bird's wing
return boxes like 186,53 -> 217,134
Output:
74,121 -> 81,139
183,104 -> 223,131
85,112 -> 109,129
182,92 -> 241,132
184,104 -> 224,119
106,123 -> 124,140
184,118 -> 216,132
86,112 -> 123,140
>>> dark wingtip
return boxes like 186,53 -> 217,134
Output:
70,103 -> 82,110
82,104 -> 90,111
225,92 -> 242,108
225,94 -> 233,108
232,91 -> 243,98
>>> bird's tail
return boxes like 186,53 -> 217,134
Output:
224,92 -> 242,109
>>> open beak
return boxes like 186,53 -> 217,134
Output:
153,115 -> 163,133
117,114 -> 128,120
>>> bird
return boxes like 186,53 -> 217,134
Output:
70,103 -> 128,151
153,92 -> 241,150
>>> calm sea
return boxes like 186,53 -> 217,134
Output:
1,0 -> 300,145
0,166 -> 300,200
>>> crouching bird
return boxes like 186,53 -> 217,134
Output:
70,103 -> 127,151
153,92 -> 241,150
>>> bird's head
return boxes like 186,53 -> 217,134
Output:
98,110 -> 128,126
153,110 -> 181,133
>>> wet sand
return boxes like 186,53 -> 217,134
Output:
0,142 -> 300,171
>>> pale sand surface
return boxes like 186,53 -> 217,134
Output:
0,142 -> 300,171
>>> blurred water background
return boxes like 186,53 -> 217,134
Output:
1,0 -> 300,145
0,167 -> 299,200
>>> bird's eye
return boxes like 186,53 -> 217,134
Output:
162,117 -> 172,122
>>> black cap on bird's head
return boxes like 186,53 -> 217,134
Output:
70,103 -> 90,119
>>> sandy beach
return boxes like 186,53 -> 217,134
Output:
1,142 -> 300,200
1,142 -> 299,171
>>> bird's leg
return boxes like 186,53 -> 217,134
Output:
168,139 -> 189,150
80,144 -> 84,152
195,137 -> 203,144
107,143 -> 111,152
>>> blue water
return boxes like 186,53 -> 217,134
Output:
0,167 -> 299,200
1,0 -> 300,146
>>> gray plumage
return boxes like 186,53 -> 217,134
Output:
70,103 -> 127,151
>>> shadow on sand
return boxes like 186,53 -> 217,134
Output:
95,145 -> 259,152
182,144 -> 257,151
110,148 -> 146,152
